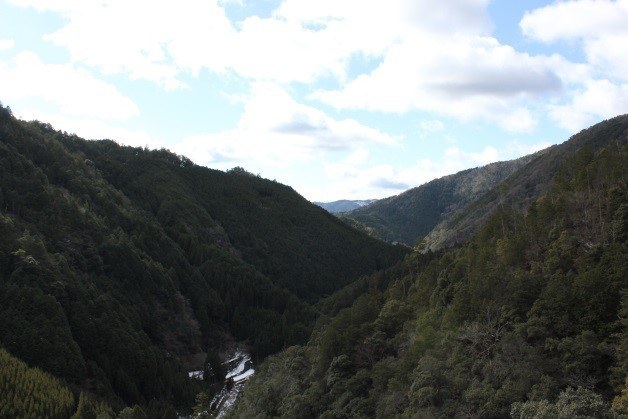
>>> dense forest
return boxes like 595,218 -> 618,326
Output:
0,103 -> 405,416
2,101 -> 627,418
233,116 -> 628,417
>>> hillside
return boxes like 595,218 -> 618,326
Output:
0,105 -> 405,413
314,199 -> 377,213
0,347 -> 75,418
425,115 -> 628,250
343,154 -> 536,246
232,117 -> 628,418
60,139 -> 404,301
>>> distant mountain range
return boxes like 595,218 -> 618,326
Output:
314,199 -> 377,213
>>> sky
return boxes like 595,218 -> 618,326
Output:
1,0 -> 627,201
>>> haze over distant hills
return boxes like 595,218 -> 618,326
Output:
314,199 -> 377,213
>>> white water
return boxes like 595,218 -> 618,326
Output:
189,345 -> 254,418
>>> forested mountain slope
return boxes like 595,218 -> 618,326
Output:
0,348 -> 75,418
0,105 -> 405,414
60,136 -> 404,301
342,154 -> 535,246
425,115 -> 628,251
233,118 -> 628,418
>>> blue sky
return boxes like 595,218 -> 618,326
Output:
1,0 -> 627,201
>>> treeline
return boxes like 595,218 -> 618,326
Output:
233,131 -> 628,417
0,103 -> 405,413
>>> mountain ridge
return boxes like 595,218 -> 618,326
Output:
341,153 -> 539,246
425,114 -> 628,250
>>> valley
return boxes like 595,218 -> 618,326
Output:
0,105 -> 626,417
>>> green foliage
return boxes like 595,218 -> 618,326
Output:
235,126 -> 628,418
511,387 -> 611,418
0,347 -> 75,418
203,349 -> 225,383
0,104 -> 404,412
426,114 -> 628,251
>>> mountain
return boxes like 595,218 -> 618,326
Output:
342,154 -> 536,246
0,104 -> 405,414
425,114 -> 628,251
314,199 -> 377,214
232,116 -> 628,418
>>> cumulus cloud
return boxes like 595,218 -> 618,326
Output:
419,120 -> 444,133
171,83 -> 398,169
521,0 -> 628,130
0,51 -> 139,120
521,0 -> 628,81
9,0 -> 234,88
10,0 -> 578,132
549,79 -> 628,131
313,35 -> 559,131
8,0 -> 491,86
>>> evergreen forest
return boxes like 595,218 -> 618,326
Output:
0,103 -> 405,416
1,101 -> 627,417
233,115 -> 628,417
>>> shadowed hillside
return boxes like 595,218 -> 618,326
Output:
0,104 -> 405,413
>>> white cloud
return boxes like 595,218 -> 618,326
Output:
521,0 -> 628,81
419,119 -> 444,133
499,108 -> 536,133
0,39 -> 14,50
313,35 -> 560,132
171,83 -> 398,169
8,0 -> 493,86
549,79 -> 628,131
10,0 -> 233,88
521,0 -> 628,42
0,51 -> 139,120
9,0 -> 575,133
520,1 -> 628,131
